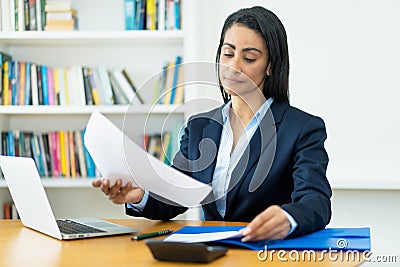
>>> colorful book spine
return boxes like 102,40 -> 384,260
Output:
2,61 -> 10,105
69,131 -> 76,177
47,67 -> 55,105
7,131 -> 15,156
40,65 -> 49,105
59,130 -> 67,176
24,62 -> 31,105
82,129 -> 96,177
88,69 -> 100,105
75,130 -> 87,178
10,61 -> 18,105
170,55 -> 182,104
18,61 -> 26,105
30,63 -> 39,105
63,130 -> 70,177
54,131 -> 61,177
124,0 -> 135,30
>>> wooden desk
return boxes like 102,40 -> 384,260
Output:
0,219 -> 364,267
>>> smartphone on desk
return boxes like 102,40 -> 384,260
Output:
146,240 -> 228,263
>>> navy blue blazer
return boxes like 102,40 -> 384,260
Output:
126,100 -> 332,237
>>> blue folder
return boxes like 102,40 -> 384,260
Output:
172,226 -> 371,251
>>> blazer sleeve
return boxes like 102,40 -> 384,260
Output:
281,116 -> 332,237
125,125 -> 192,220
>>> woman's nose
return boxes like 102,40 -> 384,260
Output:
227,56 -> 242,73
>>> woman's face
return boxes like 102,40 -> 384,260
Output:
219,24 -> 269,99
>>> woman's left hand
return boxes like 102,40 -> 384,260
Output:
240,205 -> 291,242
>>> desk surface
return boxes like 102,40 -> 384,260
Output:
0,219 -> 364,267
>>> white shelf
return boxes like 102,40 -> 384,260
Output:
2,178 -> 400,190
0,178 -> 94,188
0,104 -> 185,115
331,180 -> 400,190
0,31 -> 184,46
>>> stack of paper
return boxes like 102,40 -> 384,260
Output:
84,111 -> 212,207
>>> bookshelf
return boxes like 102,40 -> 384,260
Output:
0,0 -> 193,219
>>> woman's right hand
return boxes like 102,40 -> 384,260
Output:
92,178 -> 145,205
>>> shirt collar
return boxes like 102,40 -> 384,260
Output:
221,97 -> 274,123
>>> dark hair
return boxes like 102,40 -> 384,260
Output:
216,6 -> 290,104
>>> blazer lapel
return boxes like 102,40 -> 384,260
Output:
224,101 -> 288,217
197,107 -> 224,220
195,107 -> 224,185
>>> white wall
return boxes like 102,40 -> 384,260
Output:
190,0 -> 400,265
190,0 -> 400,187
330,189 -> 400,266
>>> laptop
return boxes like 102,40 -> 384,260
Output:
0,155 -> 138,240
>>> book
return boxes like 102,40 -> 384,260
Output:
52,68 -> 60,105
124,0 -> 135,30
112,70 -> 142,105
66,65 -> 85,105
47,66 -> 55,105
169,55 -> 181,104
17,0 -> 25,32
24,62 -> 31,105
147,134 -> 162,159
2,61 -> 10,105
138,0 -> 146,30
38,133 -> 49,176
10,61 -> 18,105
68,131 -> 76,177
22,132 -> 32,158
28,0 -> 37,30
1,132 -> 8,155
30,63 -> 39,105
45,0 -> 72,12
24,0 -> 30,30
81,129 -> 96,177
3,202 -> 11,219
1,0 -> 12,31
7,131 -> 15,156
82,67 -> 94,105
35,0 -> 43,31
87,68 -> 101,105
48,131 -> 56,176
30,134 -> 42,175
157,0 -> 166,30
40,65 -> 49,105
0,51 -> 13,105
162,61 -> 174,104
159,132 -> 171,164
59,130 -> 67,176
36,65 -> 44,105
173,61 -> 184,104
45,19 -> 75,31
75,130 -> 87,177
42,133 -> 52,176
46,10 -> 76,20
97,66 -> 114,105
121,69 -> 144,104
146,0 -> 156,30
109,73 -> 129,105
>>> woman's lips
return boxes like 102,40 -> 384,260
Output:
223,77 -> 245,84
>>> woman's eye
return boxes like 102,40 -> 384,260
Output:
223,53 -> 233,58
244,58 -> 256,63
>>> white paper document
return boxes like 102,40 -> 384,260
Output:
164,231 -> 243,243
84,111 -> 212,207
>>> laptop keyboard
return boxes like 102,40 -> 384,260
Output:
57,219 -> 106,235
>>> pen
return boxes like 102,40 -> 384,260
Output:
131,230 -> 173,241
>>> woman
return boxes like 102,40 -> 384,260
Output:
92,6 -> 331,241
